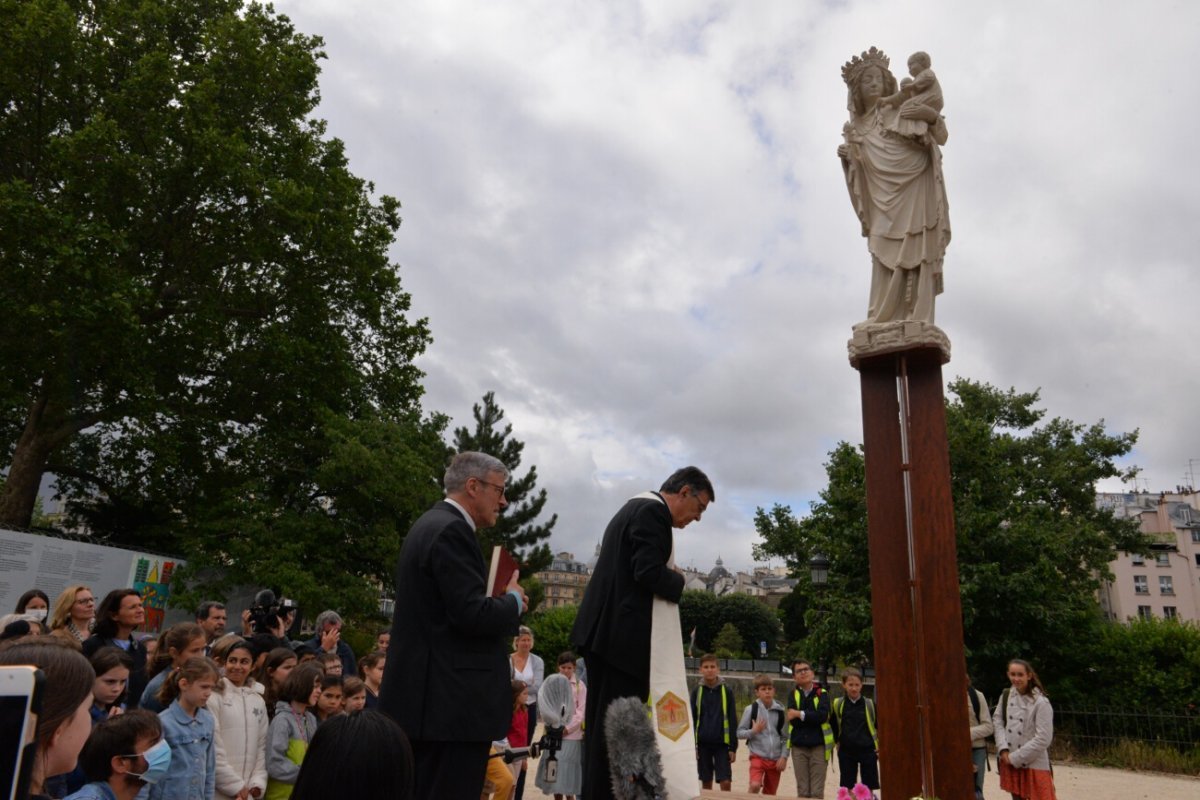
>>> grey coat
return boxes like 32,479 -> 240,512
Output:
993,688 -> 1053,771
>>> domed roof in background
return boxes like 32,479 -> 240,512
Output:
707,555 -> 730,581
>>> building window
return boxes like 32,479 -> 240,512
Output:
1195,553 -> 1200,567
1131,554 -> 1145,565
1155,552 -> 1170,567
1134,575 -> 1149,594
1137,605 -> 1152,620
1192,529 -> 1200,543
1163,606 -> 1178,619
1159,576 -> 1174,596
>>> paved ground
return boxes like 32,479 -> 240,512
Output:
522,723 -> 1198,799
691,755 -> 1198,799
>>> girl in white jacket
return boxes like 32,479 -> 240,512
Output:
208,640 -> 269,800
993,659 -> 1057,800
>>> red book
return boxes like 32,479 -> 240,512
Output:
487,545 -> 519,597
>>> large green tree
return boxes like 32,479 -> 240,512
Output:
0,0 -> 446,615
755,379 -> 1149,697
453,391 -> 555,572
169,410 -> 450,619
679,590 -> 783,657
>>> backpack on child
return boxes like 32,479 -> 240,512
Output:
749,700 -> 786,735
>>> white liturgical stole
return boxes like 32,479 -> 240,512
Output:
635,492 -> 701,800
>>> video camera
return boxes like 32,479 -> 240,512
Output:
492,673 -> 572,783
248,589 -> 298,635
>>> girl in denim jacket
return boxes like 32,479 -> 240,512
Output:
150,657 -> 219,800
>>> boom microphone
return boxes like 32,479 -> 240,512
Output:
605,696 -> 666,800
538,673 -> 573,727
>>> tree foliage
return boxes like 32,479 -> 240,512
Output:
453,391 -> 556,572
777,584 -> 811,645
0,0 -> 448,617
754,379 -> 1149,697
1064,617 -> 1200,709
712,623 -> 744,658
169,410 -> 449,620
752,445 -> 874,665
525,603 -> 578,665
679,590 -> 783,657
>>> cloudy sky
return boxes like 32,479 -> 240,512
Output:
273,0 -> 1199,574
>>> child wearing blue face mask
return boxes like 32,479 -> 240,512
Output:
65,709 -> 171,800
150,657 -> 220,800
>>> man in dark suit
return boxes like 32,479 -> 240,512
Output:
572,466 -> 714,800
379,451 -> 527,800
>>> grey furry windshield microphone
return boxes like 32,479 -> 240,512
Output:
605,695 -> 666,800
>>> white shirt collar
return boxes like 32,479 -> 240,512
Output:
444,497 -> 475,531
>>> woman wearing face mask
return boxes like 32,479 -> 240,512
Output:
49,585 -> 97,650
66,709 -> 173,800
14,589 -> 50,620
0,638 -> 96,800
209,640 -> 269,800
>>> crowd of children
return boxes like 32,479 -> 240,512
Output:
5,585 -> 1058,800
690,654 -> 879,798
690,654 -> 1059,800
5,603 -> 394,800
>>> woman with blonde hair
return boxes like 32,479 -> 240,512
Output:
48,584 -> 96,649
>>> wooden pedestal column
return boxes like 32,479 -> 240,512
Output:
855,346 -> 973,800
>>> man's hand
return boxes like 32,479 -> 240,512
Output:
319,625 -> 339,653
240,609 -> 253,636
729,751 -> 736,764
786,708 -> 803,721
506,569 -> 529,612
776,757 -> 788,773
752,715 -> 767,734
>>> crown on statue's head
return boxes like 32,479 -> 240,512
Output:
842,46 -> 890,86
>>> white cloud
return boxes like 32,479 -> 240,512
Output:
276,0 -> 1200,571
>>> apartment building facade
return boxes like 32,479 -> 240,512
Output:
1097,490 -> 1200,621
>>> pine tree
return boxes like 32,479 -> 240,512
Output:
453,392 -> 556,572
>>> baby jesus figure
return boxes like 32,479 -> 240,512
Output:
881,50 -> 943,143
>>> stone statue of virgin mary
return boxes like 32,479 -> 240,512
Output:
839,47 -> 951,337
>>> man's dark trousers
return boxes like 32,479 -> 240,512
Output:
411,740 -> 490,800
580,654 -> 649,800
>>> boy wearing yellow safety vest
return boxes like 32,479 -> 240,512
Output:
689,654 -> 739,791
785,659 -> 833,799
830,668 -> 879,797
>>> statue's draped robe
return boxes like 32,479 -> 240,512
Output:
843,104 -> 951,323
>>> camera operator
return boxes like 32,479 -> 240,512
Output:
303,610 -> 356,677
241,591 -> 298,646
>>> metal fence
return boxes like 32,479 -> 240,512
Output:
1055,704 -> 1200,753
